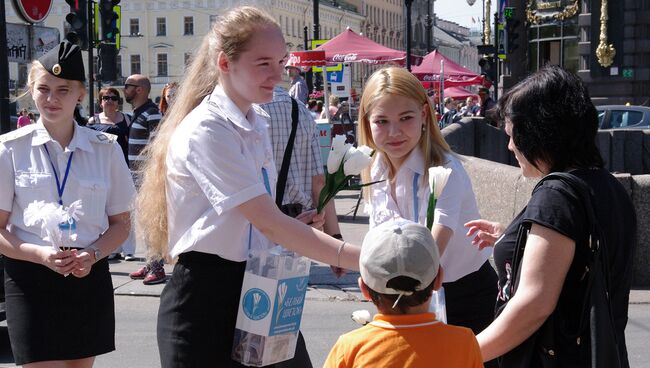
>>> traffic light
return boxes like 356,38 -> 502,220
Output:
505,12 -> 521,54
98,44 -> 118,81
98,0 -> 120,43
478,55 -> 497,84
65,0 -> 89,50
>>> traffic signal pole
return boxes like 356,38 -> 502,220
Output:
87,0 -> 95,116
0,0 -> 10,133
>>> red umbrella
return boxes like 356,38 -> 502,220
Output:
314,28 -> 421,66
412,50 -> 487,88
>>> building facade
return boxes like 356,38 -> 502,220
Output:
502,0 -> 650,105
6,0 -> 366,111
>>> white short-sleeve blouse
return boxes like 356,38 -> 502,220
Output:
366,147 -> 492,282
165,85 -> 278,261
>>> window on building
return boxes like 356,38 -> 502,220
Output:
528,19 -> 578,74
184,16 -> 194,36
157,53 -> 168,76
156,17 -> 166,36
184,52 -> 192,67
116,55 -> 122,78
292,18 -> 295,37
130,18 -> 140,36
131,54 -> 141,75
210,15 -> 219,28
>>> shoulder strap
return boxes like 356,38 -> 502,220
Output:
123,112 -> 131,126
275,97 -> 300,207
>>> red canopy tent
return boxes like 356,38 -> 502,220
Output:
444,86 -> 478,100
412,50 -> 487,88
314,28 -> 421,66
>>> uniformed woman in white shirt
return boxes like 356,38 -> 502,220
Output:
358,68 -> 498,353
0,39 -> 135,367
134,7 -> 360,367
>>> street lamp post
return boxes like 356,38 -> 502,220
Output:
313,0 -> 321,90
425,0 -> 433,53
405,0 -> 413,71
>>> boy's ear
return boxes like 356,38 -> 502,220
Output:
358,277 -> 372,302
433,266 -> 444,291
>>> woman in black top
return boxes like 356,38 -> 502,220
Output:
87,87 -> 129,162
465,65 -> 635,367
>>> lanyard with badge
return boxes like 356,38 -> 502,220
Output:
43,144 -> 76,233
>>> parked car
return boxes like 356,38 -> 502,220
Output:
597,105 -> 650,130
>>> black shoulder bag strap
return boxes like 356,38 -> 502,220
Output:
275,98 -> 300,207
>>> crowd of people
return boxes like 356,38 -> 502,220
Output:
0,5 -> 636,368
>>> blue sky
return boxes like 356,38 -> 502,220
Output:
434,0 -> 497,29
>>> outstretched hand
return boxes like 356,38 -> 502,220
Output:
464,219 -> 505,250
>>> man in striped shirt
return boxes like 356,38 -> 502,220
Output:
124,74 -> 162,171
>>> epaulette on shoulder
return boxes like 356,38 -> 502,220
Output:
0,125 -> 37,143
90,131 -> 117,144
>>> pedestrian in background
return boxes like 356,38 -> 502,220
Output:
0,39 -> 134,367
87,87 -> 130,163
159,82 -> 178,115
17,109 -> 31,129
87,87 -> 136,261
358,67 -> 498,365
135,7 -> 360,366
466,66 -> 635,366
286,65 -> 309,104
123,74 -> 167,285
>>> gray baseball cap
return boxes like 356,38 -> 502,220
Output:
360,220 -> 440,295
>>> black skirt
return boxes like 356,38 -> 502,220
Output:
157,251 -> 312,368
4,255 -> 115,365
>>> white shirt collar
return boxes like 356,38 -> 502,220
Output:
31,121 -> 93,153
371,146 -> 425,180
207,85 -> 268,132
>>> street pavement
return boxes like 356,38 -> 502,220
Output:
0,190 -> 648,367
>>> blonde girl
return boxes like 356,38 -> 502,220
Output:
0,40 -> 134,367
136,7 -> 359,366
359,67 -> 498,351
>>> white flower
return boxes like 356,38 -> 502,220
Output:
428,166 -> 452,199
64,200 -> 84,222
351,309 -> 372,325
356,145 -> 373,156
343,146 -> 373,176
327,135 -> 351,174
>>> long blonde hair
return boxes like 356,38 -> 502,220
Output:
359,67 -> 451,198
135,6 -> 280,259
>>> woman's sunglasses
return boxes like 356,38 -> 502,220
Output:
102,95 -> 120,101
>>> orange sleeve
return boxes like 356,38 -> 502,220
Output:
323,337 -> 348,368
467,331 -> 485,368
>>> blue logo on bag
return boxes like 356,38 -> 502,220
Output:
242,288 -> 271,321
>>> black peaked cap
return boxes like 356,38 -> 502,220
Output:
38,39 -> 86,82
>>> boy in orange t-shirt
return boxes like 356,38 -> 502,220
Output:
324,220 -> 484,368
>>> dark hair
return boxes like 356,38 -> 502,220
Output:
497,65 -> 603,172
363,276 -> 434,314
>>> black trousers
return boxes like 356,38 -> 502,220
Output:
443,260 -> 499,368
157,251 -> 312,368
